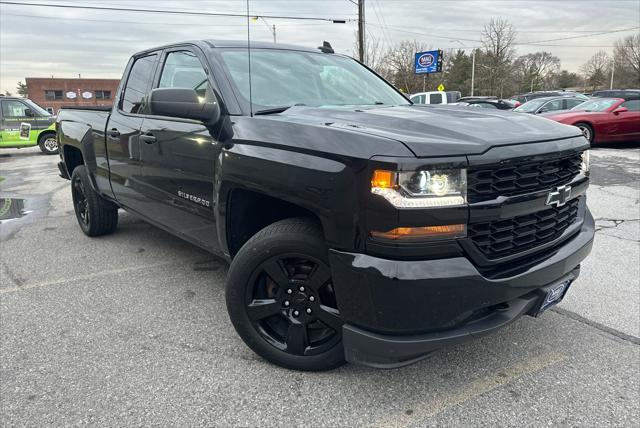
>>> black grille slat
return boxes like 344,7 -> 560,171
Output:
468,199 -> 580,259
468,152 -> 583,203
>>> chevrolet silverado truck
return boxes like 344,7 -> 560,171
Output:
56,40 -> 594,371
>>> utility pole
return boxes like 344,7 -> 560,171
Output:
358,0 -> 365,63
470,49 -> 475,96
272,24 -> 276,43
610,59 -> 615,89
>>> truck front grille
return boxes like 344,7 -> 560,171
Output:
468,198 -> 580,259
467,151 -> 583,203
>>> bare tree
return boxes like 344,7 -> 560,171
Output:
480,17 -> 517,96
580,50 -> 610,91
512,52 -> 561,92
352,32 -> 385,75
613,33 -> 640,87
380,40 -> 431,94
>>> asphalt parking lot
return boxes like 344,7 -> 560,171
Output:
1,145 -> 638,426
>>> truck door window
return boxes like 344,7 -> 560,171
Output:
121,54 -> 158,114
159,51 -> 208,98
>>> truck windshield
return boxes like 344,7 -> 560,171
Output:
23,99 -> 51,116
218,49 -> 409,112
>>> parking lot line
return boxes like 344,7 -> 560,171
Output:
371,351 -> 567,428
0,261 -> 179,294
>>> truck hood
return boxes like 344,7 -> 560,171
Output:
265,105 -> 582,157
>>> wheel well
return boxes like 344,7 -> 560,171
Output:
37,130 -> 56,143
227,189 -> 322,257
63,145 -> 84,176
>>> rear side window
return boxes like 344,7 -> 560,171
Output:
430,93 -> 443,104
121,54 -> 158,114
621,100 -> 640,111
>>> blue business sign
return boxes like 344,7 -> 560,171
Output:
415,50 -> 443,74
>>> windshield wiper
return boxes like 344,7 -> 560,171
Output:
254,104 -> 306,115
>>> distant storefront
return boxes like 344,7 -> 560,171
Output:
25,77 -> 120,114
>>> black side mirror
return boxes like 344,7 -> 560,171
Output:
24,108 -> 34,117
149,87 -> 220,125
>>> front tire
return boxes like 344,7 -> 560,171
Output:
225,218 -> 345,371
575,122 -> 594,143
71,166 -> 118,236
38,133 -> 59,154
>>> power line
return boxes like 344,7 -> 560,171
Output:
0,1 -> 356,22
367,23 -> 638,48
0,11 -> 336,28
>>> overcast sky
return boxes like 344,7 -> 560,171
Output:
1,0 -> 639,94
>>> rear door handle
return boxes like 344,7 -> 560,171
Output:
139,133 -> 157,144
107,128 -> 120,138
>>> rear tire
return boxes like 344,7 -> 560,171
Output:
225,218 -> 346,371
575,122 -> 594,143
71,166 -> 118,236
38,133 -> 59,154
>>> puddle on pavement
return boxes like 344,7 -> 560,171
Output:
0,195 -> 50,241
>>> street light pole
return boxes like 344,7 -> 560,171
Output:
471,49 -> 475,97
610,59 -> 615,90
253,17 -> 276,43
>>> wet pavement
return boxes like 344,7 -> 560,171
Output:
1,145 -> 639,426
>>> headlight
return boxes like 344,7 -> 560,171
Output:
581,150 -> 590,176
371,168 -> 467,208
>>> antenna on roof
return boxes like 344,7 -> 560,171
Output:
318,41 -> 334,54
246,0 -> 253,117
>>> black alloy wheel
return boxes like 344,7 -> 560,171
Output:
246,254 -> 342,356
225,218 -> 346,371
72,173 -> 90,228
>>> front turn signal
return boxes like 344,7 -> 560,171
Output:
370,224 -> 466,241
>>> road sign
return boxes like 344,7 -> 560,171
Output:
437,84 -> 445,91
415,50 -> 443,74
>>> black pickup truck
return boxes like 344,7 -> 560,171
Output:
56,40 -> 594,371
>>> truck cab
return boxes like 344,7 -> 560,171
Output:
409,91 -> 448,105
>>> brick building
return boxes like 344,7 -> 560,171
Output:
25,77 -> 120,114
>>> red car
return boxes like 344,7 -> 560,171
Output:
543,97 -> 640,143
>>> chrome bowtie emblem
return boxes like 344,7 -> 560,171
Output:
546,185 -> 572,207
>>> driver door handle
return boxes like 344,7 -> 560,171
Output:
139,133 -> 157,144
107,128 -> 120,138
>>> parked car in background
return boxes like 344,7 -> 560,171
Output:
512,90 -> 588,104
591,89 -> 640,100
542,98 -> 640,143
514,96 -> 588,115
455,99 -> 516,110
410,91 -> 448,104
0,96 -> 58,154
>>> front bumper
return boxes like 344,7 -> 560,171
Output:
330,208 -> 594,368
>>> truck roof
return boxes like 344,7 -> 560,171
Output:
136,40 -> 328,56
